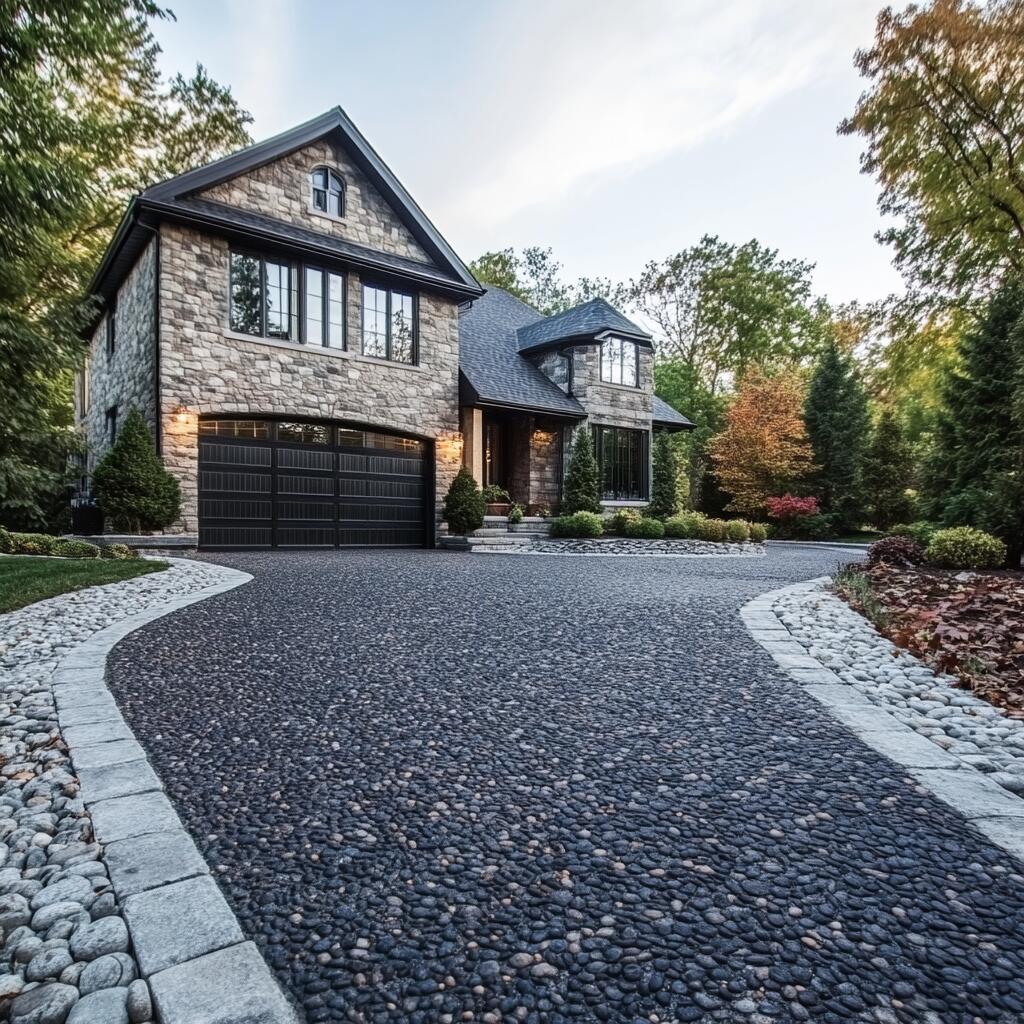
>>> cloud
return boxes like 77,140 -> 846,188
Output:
436,0 -> 879,233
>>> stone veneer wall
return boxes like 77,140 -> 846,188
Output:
200,141 -> 430,263
158,223 -> 462,534
76,238 -> 157,472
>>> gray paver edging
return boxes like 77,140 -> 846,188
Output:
52,557 -> 300,1024
741,577 -> 1024,864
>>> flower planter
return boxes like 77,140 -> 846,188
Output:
485,503 -> 511,516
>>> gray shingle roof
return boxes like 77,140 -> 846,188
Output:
459,289 -> 585,417
516,297 -> 651,352
652,395 -> 695,429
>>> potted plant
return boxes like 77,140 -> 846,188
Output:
482,485 -> 512,516
507,503 -> 524,531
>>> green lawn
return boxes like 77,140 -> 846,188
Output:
0,556 -> 168,614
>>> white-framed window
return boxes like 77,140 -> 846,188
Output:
310,167 -> 344,218
600,337 -> 639,387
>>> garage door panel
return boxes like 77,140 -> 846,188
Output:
201,441 -> 272,467
277,447 -> 335,472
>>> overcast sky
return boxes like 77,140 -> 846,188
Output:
153,0 -> 903,305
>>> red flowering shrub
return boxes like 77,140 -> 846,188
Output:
765,495 -> 820,520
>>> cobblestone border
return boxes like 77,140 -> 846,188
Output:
742,577 -> 1024,863
470,540 -> 766,557
51,559 -> 299,1024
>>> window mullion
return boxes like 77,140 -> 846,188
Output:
385,289 -> 392,361
260,257 -> 268,339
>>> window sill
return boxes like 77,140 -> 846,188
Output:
307,206 -> 348,226
601,499 -> 649,507
221,330 -> 427,373
595,381 -> 646,393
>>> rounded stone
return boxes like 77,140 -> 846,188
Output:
66,988 -> 129,1024
9,982 -> 79,1024
32,901 -> 87,932
125,981 -> 151,1024
79,953 -> 137,995
0,892 -> 31,932
68,917 -> 129,962
30,876 -> 92,912
26,947 -> 75,983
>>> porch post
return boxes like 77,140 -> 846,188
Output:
460,406 -> 485,486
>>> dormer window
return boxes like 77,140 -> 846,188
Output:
600,337 -> 638,387
310,167 -> 344,218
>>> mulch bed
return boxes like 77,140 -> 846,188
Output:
839,563 -> 1024,717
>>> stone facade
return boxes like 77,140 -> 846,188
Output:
76,239 -> 158,472
200,141 -> 429,263
158,224 -> 462,533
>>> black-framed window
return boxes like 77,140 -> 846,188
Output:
600,337 -> 639,387
310,167 -> 344,218
592,426 -> 648,501
361,284 -> 416,364
230,251 -> 345,349
106,307 -> 116,358
562,351 -> 574,395
105,405 -> 118,446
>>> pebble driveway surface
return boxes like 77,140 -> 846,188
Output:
107,548 -> 1024,1024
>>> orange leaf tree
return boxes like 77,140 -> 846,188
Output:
709,369 -> 816,515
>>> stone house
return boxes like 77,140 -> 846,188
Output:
77,107 -> 693,548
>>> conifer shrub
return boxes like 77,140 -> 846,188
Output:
562,430 -> 601,514
92,409 -> 181,533
648,432 -> 679,519
443,468 -> 485,535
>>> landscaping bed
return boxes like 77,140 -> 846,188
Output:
496,536 -> 764,556
0,555 -> 167,614
836,563 -> 1024,717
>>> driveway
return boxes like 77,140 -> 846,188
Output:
107,547 -> 1024,1023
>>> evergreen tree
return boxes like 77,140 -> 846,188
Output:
929,281 -> 1024,567
92,409 -> 180,532
804,342 -> 869,529
862,409 -> 914,529
443,468 -> 485,535
648,432 -> 678,519
562,430 -> 601,514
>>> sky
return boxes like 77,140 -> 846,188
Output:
153,0 -> 903,305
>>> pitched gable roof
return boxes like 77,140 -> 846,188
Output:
516,297 -> 651,353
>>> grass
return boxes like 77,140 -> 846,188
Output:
0,555 -> 168,614
833,566 -> 890,629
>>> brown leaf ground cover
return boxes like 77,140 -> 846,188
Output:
837,564 -> 1024,717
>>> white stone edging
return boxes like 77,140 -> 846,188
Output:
741,576 -> 1024,863
51,557 -> 300,1024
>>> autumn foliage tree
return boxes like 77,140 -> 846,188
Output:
710,370 -> 816,516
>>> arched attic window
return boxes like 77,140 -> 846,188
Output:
310,166 -> 344,218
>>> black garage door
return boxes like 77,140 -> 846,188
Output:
197,418 -> 430,549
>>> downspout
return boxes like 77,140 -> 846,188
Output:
151,227 -> 162,456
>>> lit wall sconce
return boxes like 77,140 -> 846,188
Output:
171,403 -> 189,425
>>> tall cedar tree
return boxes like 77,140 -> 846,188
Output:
91,409 -> 180,532
862,409 -> 915,529
929,281 -> 1024,566
0,1 -> 251,529
648,432 -> 679,519
710,370 -> 815,516
562,430 -> 602,514
804,342 -> 869,529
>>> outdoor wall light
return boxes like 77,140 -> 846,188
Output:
171,403 -> 189,424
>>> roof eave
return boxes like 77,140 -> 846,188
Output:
517,330 -> 653,356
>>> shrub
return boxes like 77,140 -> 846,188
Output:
664,511 -> 705,539
562,430 -> 601,514
749,523 -> 768,543
624,517 -> 665,539
765,495 -> 833,540
793,514 -> 835,540
889,520 -> 938,547
726,520 -> 750,543
101,543 -> 137,560
482,485 -> 511,505
648,432 -> 678,519
765,495 -> 820,520
697,518 -> 728,542
867,535 -> 925,567
11,532 -> 58,555
550,511 -> 604,538
51,538 -> 101,559
443,468 -> 485,535
0,527 -> 12,553
507,503 -> 523,526
926,527 -> 1007,570
92,409 -> 181,532
608,508 -> 642,535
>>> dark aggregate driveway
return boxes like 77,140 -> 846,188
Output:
107,547 -> 1024,1023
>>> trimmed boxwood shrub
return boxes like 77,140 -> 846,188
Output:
9,532 -> 59,555
608,508 -> 642,535
624,517 -> 665,539
726,520 -> 751,543
0,527 -> 12,553
101,543 -> 138,560
51,538 -> 101,559
867,535 -> 925,567
697,518 -> 729,542
443,468 -> 485,535
926,527 -> 1007,570
550,511 -> 604,538
664,511 -> 705,539
889,521 -> 937,547
749,523 -> 768,543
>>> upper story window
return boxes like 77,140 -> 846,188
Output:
361,284 -> 416,364
229,251 -> 343,349
310,167 -> 344,218
600,337 -> 638,387
105,406 -> 118,446
106,306 -> 116,358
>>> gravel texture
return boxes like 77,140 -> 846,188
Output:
0,557 -> 229,1023
774,583 -> 1024,798
477,539 -> 765,557
107,546 -> 1024,1024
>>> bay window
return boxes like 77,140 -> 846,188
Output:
600,337 -> 639,387
593,426 -> 648,501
